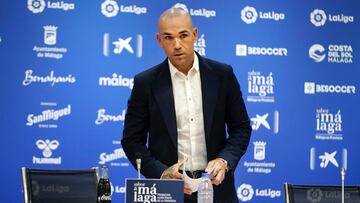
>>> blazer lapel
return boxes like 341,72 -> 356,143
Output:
199,55 -> 219,140
152,60 -> 178,148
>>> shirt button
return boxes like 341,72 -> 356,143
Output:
190,118 -> 194,122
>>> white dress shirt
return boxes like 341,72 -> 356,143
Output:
168,53 -> 208,171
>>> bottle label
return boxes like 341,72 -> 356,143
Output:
98,194 -> 112,201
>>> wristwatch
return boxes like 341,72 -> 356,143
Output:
217,158 -> 230,172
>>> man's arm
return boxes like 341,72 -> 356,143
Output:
121,75 -> 167,178
217,66 -> 252,171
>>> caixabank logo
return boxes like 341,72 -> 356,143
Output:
95,108 -> 126,125
27,0 -> 75,13
250,111 -> 279,134
33,139 -> 61,165
247,70 -> 275,103
310,8 -> 354,27
103,33 -> 142,58
241,6 -> 285,24
101,0 -> 147,17
26,102 -> 72,128
237,183 -> 281,202
310,147 -> 347,171
309,43 -> 353,64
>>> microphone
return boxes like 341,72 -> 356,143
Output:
135,153 -> 142,179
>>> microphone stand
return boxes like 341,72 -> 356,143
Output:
341,168 -> 346,203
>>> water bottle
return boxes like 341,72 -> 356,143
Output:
197,172 -> 213,203
97,166 -> 111,203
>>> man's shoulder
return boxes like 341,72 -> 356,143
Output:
201,56 -> 233,74
134,61 -> 167,82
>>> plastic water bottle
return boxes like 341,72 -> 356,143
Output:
197,172 -> 213,203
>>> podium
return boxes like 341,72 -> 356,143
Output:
125,179 -> 184,203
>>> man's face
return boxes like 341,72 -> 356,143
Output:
157,15 -> 198,69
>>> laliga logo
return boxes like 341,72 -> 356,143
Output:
36,139 -> 59,158
172,3 -> 189,13
241,6 -> 258,24
101,0 -> 119,17
237,184 -> 254,201
310,9 -> 327,27
307,189 -> 323,203
309,44 -> 326,62
28,0 -> 46,13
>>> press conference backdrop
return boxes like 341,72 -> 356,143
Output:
0,0 -> 359,202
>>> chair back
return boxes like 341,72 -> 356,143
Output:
22,167 -> 99,203
284,183 -> 360,203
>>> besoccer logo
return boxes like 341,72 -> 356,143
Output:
101,0 -> 119,17
28,0 -> 46,13
241,6 -> 258,24
309,44 -> 326,62
237,184 -> 254,201
310,9 -> 327,27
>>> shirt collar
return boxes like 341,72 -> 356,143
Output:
168,52 -> 199,77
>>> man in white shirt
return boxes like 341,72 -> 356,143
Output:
122,7 -> 252,203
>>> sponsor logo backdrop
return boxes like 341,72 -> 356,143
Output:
0,1 -> 359,202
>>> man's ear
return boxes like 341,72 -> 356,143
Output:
192,27 -> 198,42
156,32 -> 163,48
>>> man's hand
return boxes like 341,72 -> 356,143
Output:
205,158 -> 227,186
160,160 -> 184,179
160,160 -> 192,195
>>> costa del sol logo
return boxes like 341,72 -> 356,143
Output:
27,0 -> 75,13
241,6 -> 285,24
310,8 -> 354,27
309,44 -> 326,62
237,184 -> 254,201
309,43 -> 353,64
101,0 -> 147,17
33,139 -> 61,165
103,33 -> 142,58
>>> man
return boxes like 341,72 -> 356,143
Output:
121,7 -> 252,202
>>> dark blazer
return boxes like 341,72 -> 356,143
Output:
121,53 -> 252,202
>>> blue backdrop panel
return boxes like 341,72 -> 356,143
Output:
0,0 -> 359,202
